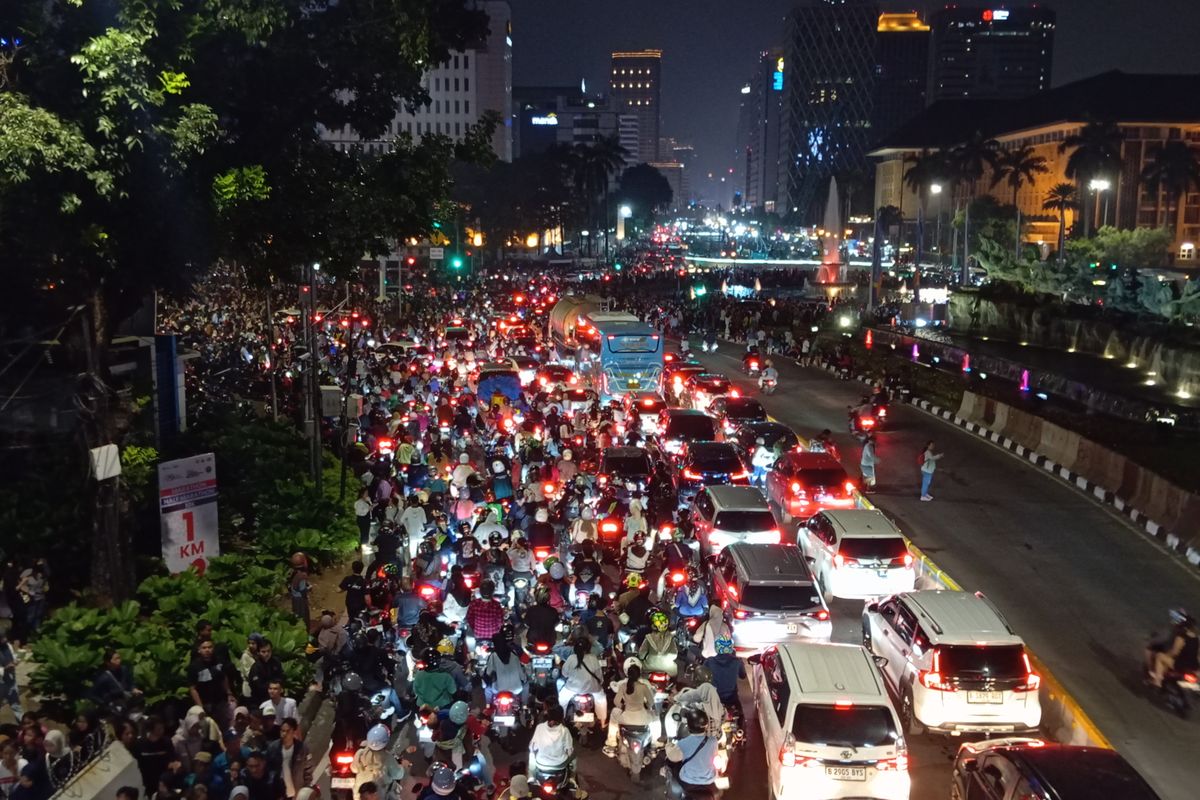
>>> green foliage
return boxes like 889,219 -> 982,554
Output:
617,163 -> 674,222
212,165 -> 272,212
0,94 -> 96,188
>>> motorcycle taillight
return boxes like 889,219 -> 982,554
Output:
575,694 -> 594,712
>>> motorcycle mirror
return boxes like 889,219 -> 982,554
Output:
746,653 -> 762,665
872,655 -> 889,669
865,601 -> 880,613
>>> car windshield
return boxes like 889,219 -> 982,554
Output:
791,705 -> 899,748
838,538 -> 908,561
726,400 -> 765,419
668,416 -> 716,439
691,450 -> 742,472
714,510 -> 775,531
696,378 -> 730,393
444,328 -> 470,339
604,453 -> 652,475
938,645 -> 1027,681
794,468 -> 850,488
740,585 -> 821,611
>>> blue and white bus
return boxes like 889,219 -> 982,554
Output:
576,318 -> 664,399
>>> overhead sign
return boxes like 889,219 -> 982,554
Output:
531,113 -> 559,126
772,71 -> 783,91
429,247 -> 445,260
982,9 -> 1009,21
159,453 -> 219,574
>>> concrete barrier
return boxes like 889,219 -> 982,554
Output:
956,392 -> 984,425
1073,438 -> 1126,495
1038,423 -> 1081,473
51,742 -> 143,800
1001,405 -> 1044,452
991,402 -> 1011,439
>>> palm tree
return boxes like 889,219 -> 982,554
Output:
903,149 -> 951,282
1140,140 -> 1200,241
950,131 -> 1000,281
1059,120 -> 1124,237
572,136 -> 630,259
1042,182 -> 1078,266
992,145 -> 1049,258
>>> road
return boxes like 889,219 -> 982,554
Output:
687,346 -> 1200,800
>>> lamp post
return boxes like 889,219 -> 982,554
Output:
1089,178 -> 1111,231
930,183 -> 943,263
616,204 -> 633,254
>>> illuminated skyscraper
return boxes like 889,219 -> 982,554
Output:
927,6 -> 1056,103
610,50 -> 663,163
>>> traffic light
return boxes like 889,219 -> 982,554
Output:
432,221 -> 442,230
614,262 -> 623,271
405,256 -> 416,266
451,256 -> 464,270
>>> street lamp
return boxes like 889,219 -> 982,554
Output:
616,205 -> 633,243
929,184 -> 944,260
1090,178 -> 1112,230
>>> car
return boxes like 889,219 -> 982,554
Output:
766,451 -> 858,523
799,510 -> 915,599
684,372 -> 734,411
562,387 -> 598,416
674,441 -> 750,502
536,364 -> 576,390
442,325 -> 473,345
709,395 -> 767,438
749,642 -> 909,800
692,485 -> 781,555
656,408 -> 717,455
664,364 -> 707,402
732,421 -> 800,458
950,738 -> 1161,800
863,590 -> 1043,736
597,446 -> 654,492
623,391 -> 668,434
510,356 -> 539,386
712,544 -> 831,651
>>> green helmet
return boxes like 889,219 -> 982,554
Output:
650,610 -> 669,632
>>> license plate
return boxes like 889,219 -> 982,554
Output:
574,712 -> 594,723
786,623 -> 799,634
877,569 -> 890,578
495,715 -> 515,726
533,656 -> 554,669
331,778 -> 354,789
655,692 -> 668,702
967,691 -> 1004,704
825,766 -> 866,781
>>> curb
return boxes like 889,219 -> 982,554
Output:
820,363 -> 1193,568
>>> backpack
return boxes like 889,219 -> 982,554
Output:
917,450 -> 926,467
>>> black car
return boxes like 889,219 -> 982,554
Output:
657,409 -> 718,456
598,446 -> 654,491
709,396 -> 767,437
952,739 -> 1161,800
733,421 -> 800,456
674,441 -> 750,502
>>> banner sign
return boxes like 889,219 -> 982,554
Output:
158,453 -> 219,574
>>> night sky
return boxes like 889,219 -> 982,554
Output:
509,0 -> 1200,206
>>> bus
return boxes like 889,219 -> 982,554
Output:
576,318 -> 663,399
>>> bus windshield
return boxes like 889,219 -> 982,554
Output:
606,334 -> 658,353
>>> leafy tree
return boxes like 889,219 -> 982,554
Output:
1042,183 -> 1079,265
570,137 -> 629,256
991,145 -> 1048,258
616,163 -> 673,226
1059,119 -> 1124,237
948,131 -> 1000,275
0,0 -> 493,601
1140,140 -> 1200,241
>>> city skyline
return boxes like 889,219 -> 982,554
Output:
510,0 -> 1200,206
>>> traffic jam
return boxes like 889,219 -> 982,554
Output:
327,274 -> 1161,800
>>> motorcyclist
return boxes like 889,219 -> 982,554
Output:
758,359 -> 778,389
482,534 -> 510,592
604,660 -> 658,757
508,536 -> 535,608
623,531 -> 651,577
656,527 -> 693,599
431,699 -> 470,768
665,707 -> 719,797
413,537 -> 444,589
1147,608 -> 1200,688
415,762 -> 470,800
490,458 -> 515,502
541,559 -> 571,613
352,723 -> 410,796
413,647 -> 457,710
524,586 -> 561,650
528,705 -> 574,783
638,611 -> 679,678
704,638 -> 745,727
750,438 -> 775,487
741,346 -> 761,373
483,624 -> 527,704
465,580 -> 506,651
528,508 -> 556,560
569,507 -> 598,545
435,638 -> 472,694
670,665 -> 723,740
674,569 -> 709,622
614,573 -> 653,637
570,564 -> 602,609
557,638 -> 608,730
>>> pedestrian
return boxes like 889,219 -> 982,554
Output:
919,441 -> 944,501
15,566 -> 47,636
287,554 -> 311,630
859,434 -> 877,493
0,632 -> 20,721
354,489 -> 375,546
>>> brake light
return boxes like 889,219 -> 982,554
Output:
650,672 -> 669,683
642,398 -> 654,408
726,585 -> 739,600
377,437 -> 394,454
844,480 -> 856,494
779,750 -> 817,769
878,407 -> 887,418
834,553 -> 856,569
766,528 -> 782,544
1016,652 -> 1041,692
418,585 -> 437,600
903,553 -> 914,567
463,573 -> 477,589
1187,674 -> 1199,684
729,388 -> 740,398
670,571 -> 686,586
834,700 -> 854,708
539,377 -> 548,386
569,375 -> 578,384
733,608 -> 752,619
600,520 -> 620,534
534,547 -> 551,561
750,361 -> 758,369
876,754 -> 909,771
920,650 -> 956,691
597,474 -> 608,487
861,416 -> 876,428
730,469 -> 749,480
542,482 -> 556,496
807,609 -> 829,621
682,468 -> 702,480
335,753 -> 355,765
534,642 -> 550,653
496,692 -> 514,707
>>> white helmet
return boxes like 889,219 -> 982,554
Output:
562,449 -> 573,461
491,460 -> 506,476
366,724 -> 390,751
581,507 -> 593,521
459,453 -> 470,465
535,508 -> 549,523
623,656 -> 643,675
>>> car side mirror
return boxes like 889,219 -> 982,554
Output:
746,654 -> 762,665
865,602 -> 880,613
872,655 -> 888,669
805,556 -> 815,565
960,758 -> 978,774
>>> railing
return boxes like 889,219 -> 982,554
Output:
49,725 -> 113,795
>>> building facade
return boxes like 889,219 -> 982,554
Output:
873,13 -> 929,144
927,6 -> 1055,104
781,0 -> 879,221
610,50 -> 663,163
321,0 -> 512,161
512,86 -> 619,159
737,49 -> 786,212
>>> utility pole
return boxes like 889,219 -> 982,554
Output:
304,262 -> 323,490
264,283 -> 279,421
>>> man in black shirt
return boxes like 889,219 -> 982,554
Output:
246,640 -> 285,707
338,562 -> 367,620
189,639 -> 235,729
242,752 -> 284,800
131,716 -> 174,793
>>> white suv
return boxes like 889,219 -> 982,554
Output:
799,510 -> 915,599
862,590 -> 1042,735
692,485 -> 782,556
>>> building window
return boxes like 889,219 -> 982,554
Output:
454,78 -> 460,91
454,100 -> 460,114
453,55 -> 459,69
464,100 -> 469,113
464,78 -> 469,91
463,55 -> 469,69
434,100 -> 440,114
1181,243 -> 1196,261
455,122 -> 461,135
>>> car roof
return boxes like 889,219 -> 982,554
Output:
1008,745 -> 1161,800
725,543 -> 809,580
742,420 -> 792,434
707,485 -> 769,509
779,642 -> 887,700
602,446 -> 650,459
723,397 -> 764,411
687,441 -> 740,457
664,408 -> 709,417
789,452 -> 845,470
897,591 -> 1023,647
820,510 -> 904,539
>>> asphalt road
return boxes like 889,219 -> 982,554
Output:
690,346 -> 1200,800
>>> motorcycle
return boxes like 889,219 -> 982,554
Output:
617,723 -> 656,782
674,614 -> 705,651
1153,668 -> 1200,718
759,376 -> 777,395
567,692 -> 599,745
743,356 -> 761,376
847,407 -> 878,438
329,749 -> 357,799
528,639 -> 559,700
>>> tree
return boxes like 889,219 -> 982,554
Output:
616,163 -> 673,227
903,149 -> 952,273
1042,183 -> 1079,266
0,0 -> 493,601
992,145 -> 1049,258
571,136 -> 629,257
949,131 -> 1000,279
1140,140 -> 1200,242
1059,119 -> 1124,237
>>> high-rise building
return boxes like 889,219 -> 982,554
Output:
873,13 -> 929,144
512,86 -> 620,159
781,0 -> 879,220
738,49 -> 786,212
320,0 -> 512,161
927,6 -> 1056,104
610,50 -> 663,163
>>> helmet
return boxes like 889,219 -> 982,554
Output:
683,706 -> 709,735
418,538 -> 436,557
436,638 -> 455,655
535,508 -> 549,523
688,664 -> 714,686
492,460 -> 506,475
341,672 -> 363,693
1170,607 -> 1193,626
623,656 -> 643,675
448,700 -> 469,724
549,562 -> 566,581
533,585 -> 551,605
581,507 -> 594,521
488,532 -> 503,547
366,723 -> 390,751
686,566 -> 700,585
632,530 -> 645,544
430,763 -> 457,797
650,610 -> 669,632
756,437 -> 765,446
459,453 -> 470,465
562,449 -> 573,461
498,622 -> 516,642
626,573 -> 642,590
381,563 -> 400,578
714,637 -> 734,655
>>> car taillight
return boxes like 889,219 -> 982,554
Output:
834,553 -> 856,569
726,585 -> 739,600
1016,652 -> 1041,692
766,528 -> 782,544
729,388 -> 740,398
539,377 -> 548,386
780,750 -> 817,769
844,480 -> 856,494
569,375 -> 578,384
683,468 -> 702,480
642,398 -> 654,407
597,474 -> 608,486
920,650 -> 956,691
790,481 -> 806,497
730,469 -> 749,480
733,608 -> 753,619
903,553 -> 914,567
877,754 -> 909,771
806,609 -> 829,621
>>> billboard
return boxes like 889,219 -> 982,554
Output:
158,452 -> 219,574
